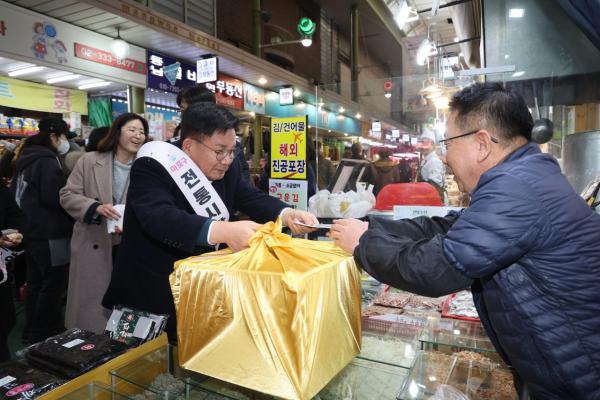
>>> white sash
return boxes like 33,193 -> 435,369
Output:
137,141 -> 229,221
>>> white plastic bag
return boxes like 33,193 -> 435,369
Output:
308,184 -> 375,218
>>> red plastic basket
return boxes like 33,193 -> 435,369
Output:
441,293 -> 481,322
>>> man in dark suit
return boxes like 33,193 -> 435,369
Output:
103,103 -> 317,339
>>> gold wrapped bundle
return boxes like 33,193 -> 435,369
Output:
170,220 -> 362,400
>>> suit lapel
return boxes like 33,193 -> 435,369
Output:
94,152 -> 113,204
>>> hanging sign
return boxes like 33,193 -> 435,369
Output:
279,87 -> 294,106
270,116 -> 307,179
0,76 -> 87,114
244,83 -> 265,114
268,179 -> 308,210
196,55 -> 218,84
147,50 -> 196,94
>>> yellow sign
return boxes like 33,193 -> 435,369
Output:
270,116 -> 307,179
0,76 -> 88,114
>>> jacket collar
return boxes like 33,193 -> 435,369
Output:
502,141 -> 540,164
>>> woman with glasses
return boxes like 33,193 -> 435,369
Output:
60,113 -> 149,333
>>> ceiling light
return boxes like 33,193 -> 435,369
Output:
249,111 -> 256,117
328,130 -> 331,133
110,27 -> 130,60
395,0 -> 419,30
78,81 -> 111,90
453,37 -> 459,42
293,89 -> 301,97
512,71 -> 525,77
459,52 -> 464,57
355,113 -> 362,119
509,8 -> 524,18
384,92 -> 392,98
300,35 -> 312,47
258,77 -> 267,85
8,66 -> 44,77
319,101 -> 324,107
339,106 -> 345,113
344,133 -> 348,136
46,74 -> 81,84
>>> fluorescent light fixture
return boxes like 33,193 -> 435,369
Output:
339,106 -> 345,113
78,81 -> 111,90
509,8 -> 524,18
8,66 -> 44,77
355,112 -> 362,119
46,74 -> 81,84
384,92 -> 392,99
395,0 -> 419,30
258,77 -> 267,85
293,89 -> 301,97
300,35 -> 312,47
512,71 -> 525,77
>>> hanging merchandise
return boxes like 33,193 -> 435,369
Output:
0,361 -> 63,399
170,220 -> 362,400
24,328 -> 128,379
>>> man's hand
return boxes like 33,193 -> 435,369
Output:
97,204 -> 121,221
0,231 -> 23,247
281,208 -> 319,235
210,221 -> 261,252
330,219 -> 369,253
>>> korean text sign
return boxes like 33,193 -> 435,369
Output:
268,179 -> 308,210
147,50 -> 196,94
270,116 -> 307,180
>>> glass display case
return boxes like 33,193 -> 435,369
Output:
110,344 -> 230,399
358,315 -> 425,368
315,358 -> 409,400
59,382 -> 133,399
398,352 -> 516,400
418,318 -> 496,354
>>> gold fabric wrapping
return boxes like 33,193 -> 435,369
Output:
170,220 -> 362,400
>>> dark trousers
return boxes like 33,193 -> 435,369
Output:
0,280 -> 15,362
24,240 -> 68,343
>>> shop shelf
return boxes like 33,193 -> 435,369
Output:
315,357 -> 409,400
398,351 -> 516,400
109,344 -> 233,399
58,381 -> 133,399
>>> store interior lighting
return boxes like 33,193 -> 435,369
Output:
355,112 -> 362,119
78,81 -> 111,90
8,66 -> 44,77
395,0 -> 419,31
300,35 -> 312,47
509,8 -> 525,18
339,106 -> 345,113
110,27 -> 130,60
512,71 -> 525,77
293,89 -> 301,97
258,77 -> 267,85
46,74 -> 80,84
384,92 -> 392,99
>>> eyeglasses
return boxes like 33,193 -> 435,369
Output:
439,129 -> 498,154
192,138 -> 237,161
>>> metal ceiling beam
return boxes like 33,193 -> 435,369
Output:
364,0 -> 406,46
417,0 -> 472,14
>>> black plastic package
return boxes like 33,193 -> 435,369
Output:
24,328 -> 128,379
0,360 -> 63,399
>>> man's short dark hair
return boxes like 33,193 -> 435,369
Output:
180,102 -> 238,140
449,82 -> 533,142
176,85 -> 216,107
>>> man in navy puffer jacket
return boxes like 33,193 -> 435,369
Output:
331,82 -> 600,399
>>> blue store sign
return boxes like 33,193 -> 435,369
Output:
147,50 -> 196,94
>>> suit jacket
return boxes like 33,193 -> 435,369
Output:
102,154 -> 287,337
60,151 -> 122,333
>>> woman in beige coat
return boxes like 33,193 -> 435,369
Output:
60,113 -> 148,332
